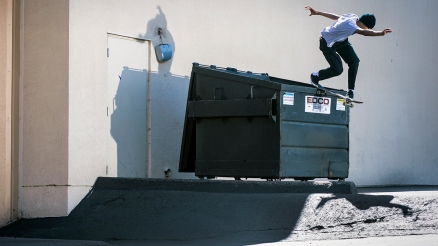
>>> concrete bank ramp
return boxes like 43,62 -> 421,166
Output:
0,178 -> 355,244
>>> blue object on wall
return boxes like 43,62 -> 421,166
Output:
155,44 -> 173,62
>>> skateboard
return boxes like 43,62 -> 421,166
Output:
311,83 -> 363,108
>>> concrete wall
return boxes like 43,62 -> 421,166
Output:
20,0 -> 69,218
0,0 -> 9,226
11,0 -> 438,219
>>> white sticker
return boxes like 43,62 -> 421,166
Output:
283,92 -> 295,105
336,98 -> 346,111
305,96 -> 331,114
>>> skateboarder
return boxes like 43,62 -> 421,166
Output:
306,6 -> 392,99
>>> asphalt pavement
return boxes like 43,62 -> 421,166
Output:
0,181 -> 437,246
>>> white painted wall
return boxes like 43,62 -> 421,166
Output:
345,1 -> 438,186
13,0 -> 438,218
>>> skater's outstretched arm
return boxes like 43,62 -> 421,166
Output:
355,28 -> 393,36
305,6 -> 340,20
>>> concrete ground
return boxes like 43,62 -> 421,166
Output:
1,234 -> 438,246
1,179 -> 437,246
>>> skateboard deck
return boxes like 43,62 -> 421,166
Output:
311,83 -> 363,108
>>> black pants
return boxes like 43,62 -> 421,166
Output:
318,37 -> 360,90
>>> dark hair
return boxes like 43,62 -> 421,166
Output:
359,14 -> 376,29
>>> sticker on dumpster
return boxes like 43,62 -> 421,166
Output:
283,92 -> 295,105
305,96 -> 331,114
336,98 -> 346,111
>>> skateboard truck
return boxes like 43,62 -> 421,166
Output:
310,83 -> 363,108
315,88 -> 327,96
344,98 -> 354,108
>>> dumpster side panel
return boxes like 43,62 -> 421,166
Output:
195,117 -> 280,178
191,66 -> 281,178
279,88 -> 350,179
280,121 -> 348,149
280,147 -> 349,178
179,71 -> 197,172
280,85 -> 349,125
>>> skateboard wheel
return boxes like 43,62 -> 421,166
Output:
316,90 -> 321,95
350,104 -> 354,108
343,102 -> 346,106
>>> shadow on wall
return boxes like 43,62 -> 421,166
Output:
110,67 -> 148,177
110,6 -> 188,179
110,67 -> 189,179
139,6 -> 190,178
139,5 -> 175,75
145,70 -> 189,179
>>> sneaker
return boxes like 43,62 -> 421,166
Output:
310,74 -> 319,86
347,90 -> 354,99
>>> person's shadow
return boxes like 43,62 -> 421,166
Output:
317,194 -> 413,216
139,5 -> 175,76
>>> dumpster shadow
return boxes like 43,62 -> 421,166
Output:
110,67 -> 190,179
146,71 -> 189,178
110,67 -> 148,177
0,179 -> 310,246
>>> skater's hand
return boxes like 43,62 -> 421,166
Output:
305,6 -> 318,16
381,28 -> 393,36
305,6 -> 340,20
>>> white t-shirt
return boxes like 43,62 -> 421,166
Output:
321,13 -> 359,47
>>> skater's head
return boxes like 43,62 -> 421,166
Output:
358,14 -> 376,29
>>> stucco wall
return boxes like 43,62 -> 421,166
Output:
21,0 -> 69,218
0,0 -> 8,226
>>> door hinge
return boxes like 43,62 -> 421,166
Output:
107,107 -> 109,116
107,48 -> 109,57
